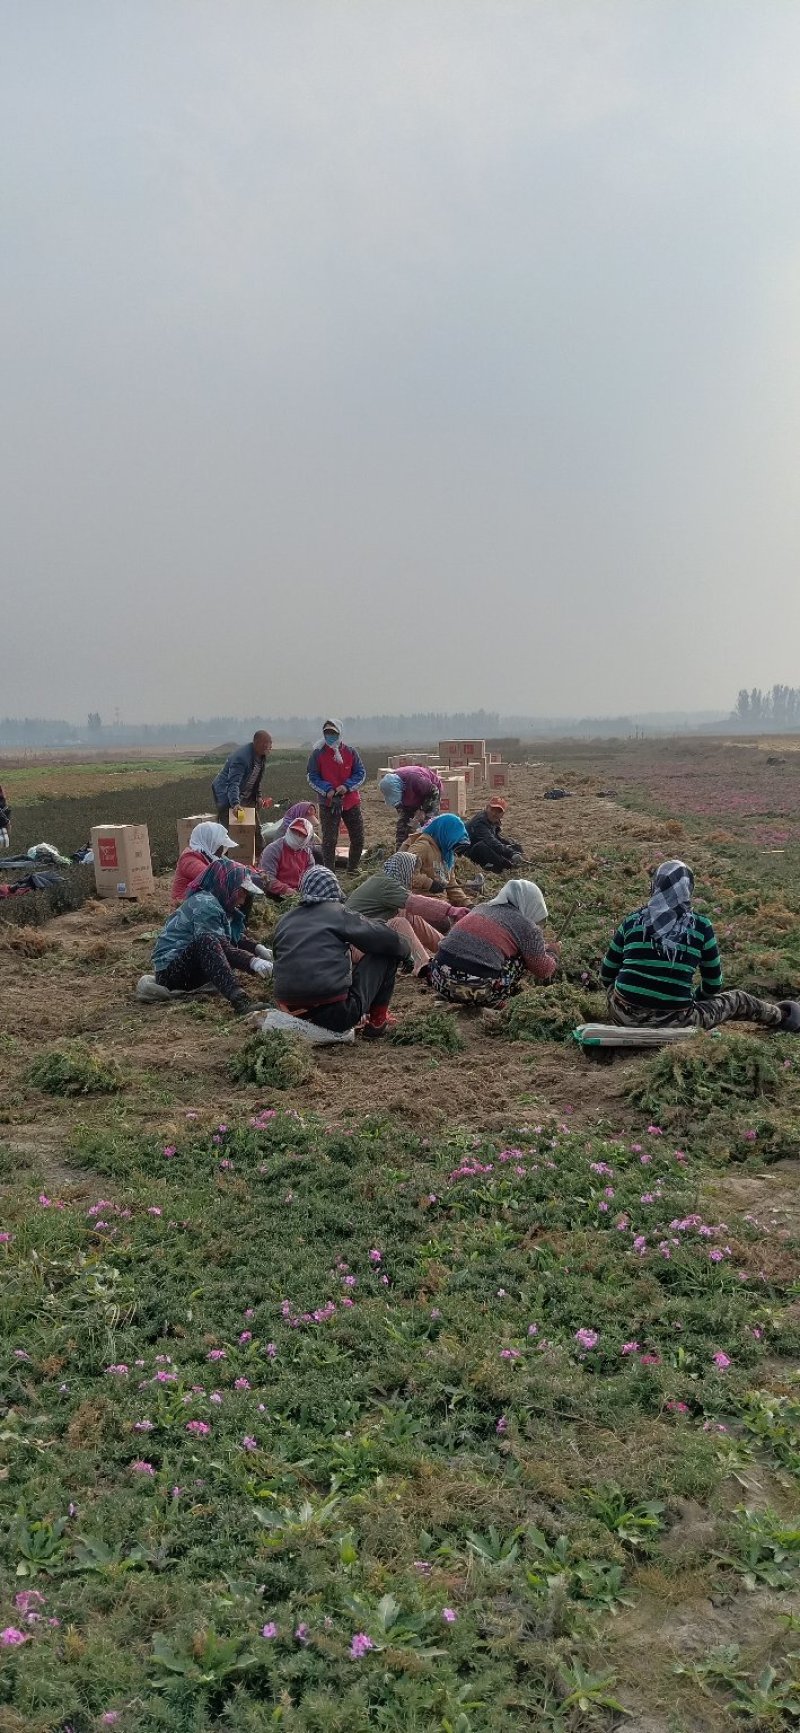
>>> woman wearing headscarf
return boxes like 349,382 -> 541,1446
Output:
306,719 -> 366,871
272,866 -> 412,1037
171,821 -> 238,904
379,766 -> 443,848
0,784 -> 10,850
400,814 -> 471,905
344,852 -> 459,972
430,879 -> 558,1007
601,859 -> 800,1031
142,859 -> 273,1012
257,817 -> 317,898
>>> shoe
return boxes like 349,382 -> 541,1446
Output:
778,1000 -> 800,1032
231,993 -> 254,1016
136,975 -> 175,1003
362,1021 -> 389,1040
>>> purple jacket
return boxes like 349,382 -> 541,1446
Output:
396,765 -> 443,809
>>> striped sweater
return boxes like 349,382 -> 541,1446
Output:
600,911 -> 723,1005
436,904 -> 557,980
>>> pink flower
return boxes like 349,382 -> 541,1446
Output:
574,1328 -> 599,1351
713,1351 -> 731,1371
620,1341 -> 639,1355
442,1607 -> 457,1623
147,1206 -> 162,1216
210,1391 -> 223,1404
666,1400 -> 689,1415
242,1435 -> 258,1451
647,1125 -> 663,1136
350,1631 -> 374,1658
238,1331 -> 252,1344
163,1146 -> 176,1158
500,1347 -> 520,1361
266,1343 -> 277,1358
496,1416 -> 508,1434
101,1717 -> 121,1726
369,1249 -> 382,1263
640,1353 -> 660,1367
630,1143 -> 642,1153
244,1307 -> 255,1319
742,1130 -> 757,1142
14,1592 -> 44,1617
207,1349 -> 226,1361
186,1420 -> 211,1436
261,1622 -> 278,1638
234,1377 -> 251,1391
0,1233 -> 12,1244
105,1364 -> 129,1377
295,1623 -> 309,1644
430,1307 -> 442,1320
134,1419 -> 154,1432
130,1459 -> 155,1475
0,1628 -> 28,1646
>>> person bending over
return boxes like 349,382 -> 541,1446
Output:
400,814 -> 471,905
601,859 -> 800,1032
379,766 -> 443,848
272,866 -> 412,1038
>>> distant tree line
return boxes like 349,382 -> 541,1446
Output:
733,686 -> 800,729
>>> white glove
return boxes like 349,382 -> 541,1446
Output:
250,957 -> 273,978
255,944 -> 273,960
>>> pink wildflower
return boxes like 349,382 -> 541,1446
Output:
0,1628 -> 28,1646
266,1343 -> 277,1358
295,1623 -> 310,1643
369,1249 -> 382,1263
713,1351 -> 731,1371
207,1348 -> 226,1361
261,1622 -> 278,1638
575,1328 -> 599,1351
620,1341 -> 639,1355
162,1146 -> 176,1158
442,1607 -> 457,1623
130,1459 -> 155,1475
186,1420 -> 211,1437
134,1419 -> 154,1432
496,1416 -> 508,1434
350,1632 -> 374,1658
242,1435 -> 258,1451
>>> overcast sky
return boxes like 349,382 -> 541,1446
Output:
3,1 -> 800,723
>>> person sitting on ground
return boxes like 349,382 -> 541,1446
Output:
344,851 -> 462,973
0,784 -> 10,850
400,814 -> 472,905
379,766 -> 443,848
306,719 -> 366,870
431,879 -> 558,1007
465,798 -> 524,871
279,801 -> 323,861
257,817 -> 317,899
601,858 -> 800,1032
148,859 -> 273,1013
272,865 -> 413,1037
212,731 -> 273,826
171,820 -> 238,904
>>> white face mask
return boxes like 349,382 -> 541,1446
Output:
285,825 -> 312,852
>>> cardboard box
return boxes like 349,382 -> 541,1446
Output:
488,752 -> 501,764
488,764 -> 510,791
439,774 -> 467,816
176,812 -> 217,855
227,822 -> 259,865
91,824 -> 154,900
469,759 -> 486,784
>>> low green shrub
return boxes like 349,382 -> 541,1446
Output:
389,1011 -> 465,1053
229,1029 -> 314,1089
627,1033 -> 786,1121
26,1042 -> 124,1097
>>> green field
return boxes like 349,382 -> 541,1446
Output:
1,742 -> 799,1731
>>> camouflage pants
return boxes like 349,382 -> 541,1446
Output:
608,987 -> 783,1032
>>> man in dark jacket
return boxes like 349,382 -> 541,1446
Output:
273,867 -> 412,1038
464,799 -> 524,871
212,732 -> 273,825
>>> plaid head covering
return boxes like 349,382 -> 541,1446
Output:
186,857 -> 253,916
638,859 -> 696,960
383,851 -> 416,888
299,866 -> 344,904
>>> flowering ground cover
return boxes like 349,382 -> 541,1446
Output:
1,744 -> 800,1729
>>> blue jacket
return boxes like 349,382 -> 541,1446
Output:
153,893 -> 234,971
211,744 -> 266,808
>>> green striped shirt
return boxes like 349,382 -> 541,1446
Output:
600,911 -> 723,1005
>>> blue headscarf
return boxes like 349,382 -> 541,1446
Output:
420,814 -> 469,871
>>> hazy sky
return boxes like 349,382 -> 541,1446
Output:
3,1 -> 800,722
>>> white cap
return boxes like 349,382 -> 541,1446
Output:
241,872 -> 265,896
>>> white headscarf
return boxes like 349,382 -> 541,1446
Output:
314,717 -> 345,764
189,821 -> 237,859
284,818 -> 315,852
489,879 -> 548,925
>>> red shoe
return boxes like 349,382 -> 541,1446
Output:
362,1010 -> 398,1040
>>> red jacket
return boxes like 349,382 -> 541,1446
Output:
171,849 -> 210,903
307,743 -> 365,812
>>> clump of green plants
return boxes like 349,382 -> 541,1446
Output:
389,1011 -> 465,1053
627,1033 -> 785,1121
494,981 -> 605,1043
27,1042 -> 123,1097
229,1029 -> 314,1089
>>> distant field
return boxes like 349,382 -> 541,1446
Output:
0,749 -> 307,805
